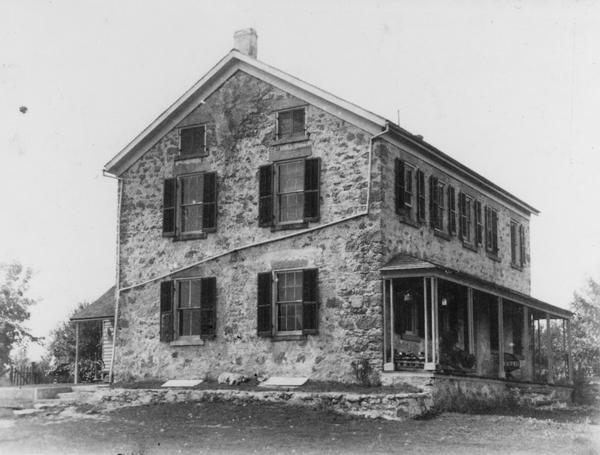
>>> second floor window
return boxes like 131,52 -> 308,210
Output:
459,193 -> 473,244
447,186 -> 457,235
258,158 -> 320,228
485,206 -> 499,255
277,108 -> 305,140
162,172 -> 217,238
510,220 -> 526,268
395,159 -> 415,216
179,125 -> 206,157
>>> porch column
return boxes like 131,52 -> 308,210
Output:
546,313 -> 554,384
467,287 -> 474,354
498,297 -> 505,379
383,279 -> 394,370
382,279 -> 388,366
522,306 -> 532,381
567,319 -> 574,384
74,321 -> 79,385
390,279 -> 395,367
423,277 -> 429,365
431,277 -> 439,368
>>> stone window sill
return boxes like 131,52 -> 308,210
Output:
173,232 -> 209,242
486,251 -> 501,262
272,334 -> 307,342
170,338 -> 205,347
271,221 -> 309,232
174,151 -> 209,161
511,263 -> 524,272
462,241 -> 478,253
434,229 -> 451,241
397,212 -> 419,228
269,134 -> 310,147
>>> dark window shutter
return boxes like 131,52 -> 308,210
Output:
162,178 -> 176,237
519,224 -> 526,266
429,176 -> 438,228
200,277 -> 217,338
202,172 -> 217,230
258,165 -> 274,227
180,129 -> 193,155
192,126 -> 206,154
160,281 -> 174,342
257,272 -> 273,337
304,158 -> 320,221
302,269 -> 318,335
277,111 -> 293,138
292,109 -> 305,135
395,159 -> 405,214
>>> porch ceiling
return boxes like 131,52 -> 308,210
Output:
380,254 -> 572,319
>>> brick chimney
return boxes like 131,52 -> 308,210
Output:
233,28 -> 257,58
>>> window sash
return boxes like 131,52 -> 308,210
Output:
404,166 -> 414,209
276,270 -> 303,333
417,170 -> 426,222
275,160 -> 305,224
177,280 -> 202,337
178,174 -> 204,233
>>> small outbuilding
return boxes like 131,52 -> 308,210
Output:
70,286 -> 115,383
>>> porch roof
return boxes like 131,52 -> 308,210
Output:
381,254 -> 572,319
70,286 -> 115,322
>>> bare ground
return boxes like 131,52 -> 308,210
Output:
0,400 -> 598,455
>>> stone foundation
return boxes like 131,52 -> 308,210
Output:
382,371 -> 573,410
68,387 -> 433,421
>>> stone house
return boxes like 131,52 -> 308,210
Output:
103,29 -> 572,395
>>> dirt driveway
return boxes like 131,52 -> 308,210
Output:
0,400 -> 598,454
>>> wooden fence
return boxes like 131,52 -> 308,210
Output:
8,364 -> 50,386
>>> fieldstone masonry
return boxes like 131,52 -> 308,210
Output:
114,69 -> 532,384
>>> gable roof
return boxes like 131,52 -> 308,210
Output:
70,286 -> 115,322
103,49 -> 538,216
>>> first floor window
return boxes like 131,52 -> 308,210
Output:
257,269 -> 319,336
159,277 -> 217,342
258,158 -> 320,228
162,172 -> 217,238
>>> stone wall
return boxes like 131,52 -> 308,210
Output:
115,71 -> 385,383
377,140 -> 531,294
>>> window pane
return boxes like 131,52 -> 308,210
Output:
181,175 -> 203,205
190,280 -> 201,307
279,193 -> 304,222
182,205 -> 203,232
178,281 -> 190,308
190,309 -> 201,336
278,162 -> 304,193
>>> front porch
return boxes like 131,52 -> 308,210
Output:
381,255 -> 573,390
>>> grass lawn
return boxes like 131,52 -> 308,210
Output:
0,400 -> 598,454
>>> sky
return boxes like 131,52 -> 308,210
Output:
1,0 -> 599,359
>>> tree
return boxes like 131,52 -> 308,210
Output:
46,302 -> 102,367
570,277 -> 600,378
0,262 -> 38,366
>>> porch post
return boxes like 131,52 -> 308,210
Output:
498,297 -> 505,379
431,277 -> 439,368
546,313 -> 554,384
390,279 -> 395,367
567,319 -> 574,384
467,287 -> 474,354
74,321 -> 79,385
423,277 -> 429,365
382,279 -> 388,366
522,306 -> 532,381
